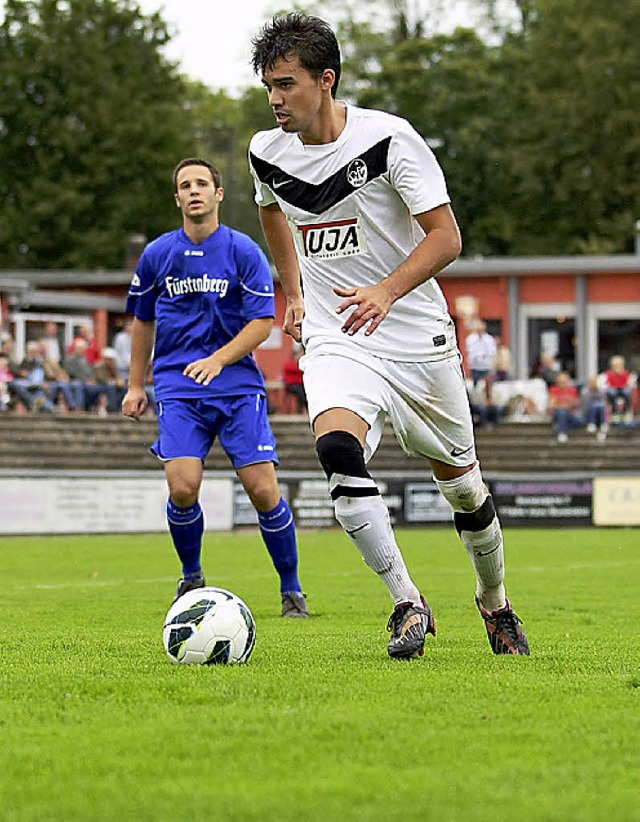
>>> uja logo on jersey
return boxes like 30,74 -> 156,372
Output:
294,217 -> 368,260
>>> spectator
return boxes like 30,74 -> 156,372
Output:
93,347 -> 127,413
67,324 -> 100,366
602,355 -> 635,423
12,341 -> 56,412
39,339 -> 78,412
113,317 -> 133,381
64,338 -> 107,413
548,371 -> 583,443
282,345 -> 307,413
466,320 -> 497,386
581,376 -> 608,442
0,352 -> 14,411
536,353 -> 562,387
493,336 -> 512,382
468,377 -> 504,429
41,321 -> 62,364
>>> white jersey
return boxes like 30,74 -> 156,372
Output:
249,104 -> 457,362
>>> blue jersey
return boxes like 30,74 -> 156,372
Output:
126,225 -> 275,401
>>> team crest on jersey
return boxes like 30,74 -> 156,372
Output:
346,159 -> 368,188
295,218 -> 367,259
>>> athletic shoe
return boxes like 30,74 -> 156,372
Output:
386,596 -> 436,659
281,591 -> 309,618
476,597 -> 530,655
173,573 -> 206,603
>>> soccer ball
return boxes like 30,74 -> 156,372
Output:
162,586 -> 256,665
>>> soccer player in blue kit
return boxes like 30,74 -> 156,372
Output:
122,157 -> 308,617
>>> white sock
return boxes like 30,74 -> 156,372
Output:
461,516 -> 506,612
335,494 -> 421,605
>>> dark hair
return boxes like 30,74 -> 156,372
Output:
251,12 -> 341,97
172,158 -> 222,191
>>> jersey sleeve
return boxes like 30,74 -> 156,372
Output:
388,122 -> 451,216
248,139 -> 278,208
234,233 -> 276,321
125,246 -> 157,321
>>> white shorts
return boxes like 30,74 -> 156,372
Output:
301,349 -> 476,467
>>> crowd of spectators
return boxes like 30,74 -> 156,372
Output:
0,320 -> 155,417
463,319 -> 637,442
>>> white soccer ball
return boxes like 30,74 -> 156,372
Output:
162,586 -> 256,665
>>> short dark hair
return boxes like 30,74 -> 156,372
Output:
251,12 -> 341,97
172,158 -> 222,191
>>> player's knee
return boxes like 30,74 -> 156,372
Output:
453,495 -> 497,535
315,430 -> 369,481
435,463 -> 493,525
168,477 -> 200,507
315,430 -> 378,502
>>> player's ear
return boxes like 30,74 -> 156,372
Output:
174,193 -> 180,207
320,69 -> 336,91
215,187 -> 225,203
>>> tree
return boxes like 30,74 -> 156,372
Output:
501,0 -> 640,254
0,0 -> 197,268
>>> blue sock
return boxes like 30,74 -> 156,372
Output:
166,498 -> 204,578
258,498 -> 301,594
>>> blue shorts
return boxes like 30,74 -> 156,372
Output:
152,395 -> 278,469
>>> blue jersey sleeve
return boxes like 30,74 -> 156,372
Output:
233,234 -> 276,322
125,242 -> 160,321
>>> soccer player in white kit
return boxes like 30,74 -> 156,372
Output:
249,13 -> 529,658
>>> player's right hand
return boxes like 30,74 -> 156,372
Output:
283,296 -> 305,342
122,388 -> 148,420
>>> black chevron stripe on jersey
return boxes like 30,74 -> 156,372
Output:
250,136 -> 392,215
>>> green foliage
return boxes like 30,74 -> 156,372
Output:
0,527 -> 637,820
0,0 -> 196,268
1,0 -> 639,265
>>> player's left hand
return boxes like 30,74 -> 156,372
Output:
184,356 -> 223,385
334,284 -> 393,336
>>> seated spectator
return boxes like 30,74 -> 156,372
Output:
282,345 -> 307,414
12,341 -> 56,412
581,376 -> 608,441
93,347 -> 126,413
468,376 -> 503,428
465,319 -> 497,385
39,339 -> 78,413
67,324 -> 100,366
493,336 -> 512,382
64,338 -> 107,413
0,352 -> 14,411
548,371 -> 583,442
602,355 -> 635,423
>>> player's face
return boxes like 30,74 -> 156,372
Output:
261,55 -> 330,136
174,166 -> 223,221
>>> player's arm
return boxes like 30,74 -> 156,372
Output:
259,203 -> 304,343
122,318 -> 155,419
184,317 -> 273,386
336,203 -> 462,337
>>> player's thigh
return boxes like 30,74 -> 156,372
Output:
385,356 -> 477,467
302,352 -> 387,461
153,399 -> 217,462
218,394 -> 278,469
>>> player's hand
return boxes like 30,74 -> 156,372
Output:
334,284 -> 393,336
184,356 -> 223,386
122,388 -> 148,420
283,296 -> 305,342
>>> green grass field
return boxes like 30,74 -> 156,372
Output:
1,527 -> 638,821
